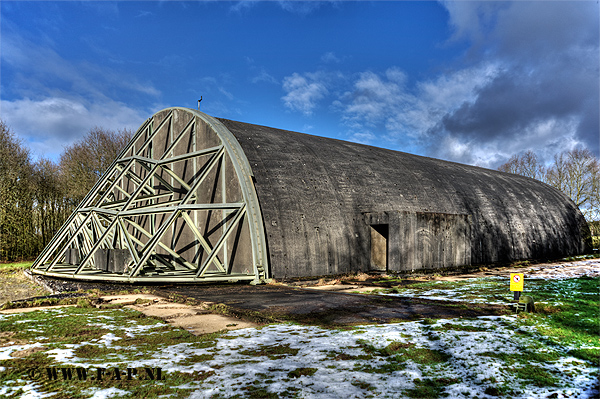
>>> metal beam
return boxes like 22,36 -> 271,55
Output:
121,217 -> 203,271
32,108 -> 269,283
196,206 -> 246,278
120,202 -> 244,216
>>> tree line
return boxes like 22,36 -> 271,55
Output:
0,120 -> 131,262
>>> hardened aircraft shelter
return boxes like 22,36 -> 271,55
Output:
31,107 -> 590,283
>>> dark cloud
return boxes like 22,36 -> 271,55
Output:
492,1 -> 598,59
333,2 -> 598,168
431,1 -> 599,165
442,51 -> 598,145
578,99 -> 600,156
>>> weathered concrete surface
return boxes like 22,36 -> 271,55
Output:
154,284 -> 508,326
102,294 -> 260,335
219,118 -> 589,278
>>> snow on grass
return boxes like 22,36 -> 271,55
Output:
526,259 -> 600,279
2,311 -> 595,399
380,278 -> 511,304
0,381 -> 57,399
82,387 -> 129,399
98,333 -> 121,347
153,320 -> 597,398
377,259 -> 600,304
0,264 -> 598,399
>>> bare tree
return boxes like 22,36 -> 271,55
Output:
499,147 -> 599,222
497,150 -> 545,180
546,148 -> 599,220
33,158 -> 70,248
59,127 -> 132,207
0,122 -> 133,261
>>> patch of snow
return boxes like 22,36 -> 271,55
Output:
526,259 -> 600,279
2,262 -> 597,399
1,382 -> 56,399
83,387 -> 129,399
45,347 -> 77,362
144,321 -> 597,399
98,333 -> 121,346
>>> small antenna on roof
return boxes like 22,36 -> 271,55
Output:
197,97 -> 202,111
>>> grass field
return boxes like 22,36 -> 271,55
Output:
0,261 -> 598,398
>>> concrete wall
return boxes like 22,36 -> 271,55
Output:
218,118 -> 589,279
365,211 -> 471,272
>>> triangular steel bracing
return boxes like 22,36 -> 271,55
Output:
31,108 -> 268,283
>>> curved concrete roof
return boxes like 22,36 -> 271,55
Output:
219,117 -> 589,278
31,108 -> 590,282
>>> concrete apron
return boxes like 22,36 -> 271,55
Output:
0,294 -> 258,335
113,294 -> 259,335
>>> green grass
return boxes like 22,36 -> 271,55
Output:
514,277 -> 600,365
0,261 -> 33,272
0,308 -> 115,343
353,339 -> 450,375
351,379 -> 376,391
175,353 -> 215,365
513,364 -> 560,387
405,377 -> 460,398
374,275 -> 600,367
287,367 -> 317,378
357,339 -> 449,364
73,344 -> 116,359
0,306 -> 225,399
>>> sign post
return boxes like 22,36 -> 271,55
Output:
510,273 -> 524,300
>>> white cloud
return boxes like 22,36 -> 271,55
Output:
321,52 -> 340,64
444,1 -> 599,59
2,30 -> 159,101
229,1 -> 259,14
0,97 -> 146,161
277,1 -> 326,15
218,87 -> 235,101
348,130 -> 377,146
342,68 -> 411,125
135,10 -> 153,18
338,64 -> 498,147
281,72 -> 328,116
251,70 -> 278,85
0,28 -> 160,162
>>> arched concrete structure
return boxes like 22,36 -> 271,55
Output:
31,107 -> 590,282
219,118 -> 589,278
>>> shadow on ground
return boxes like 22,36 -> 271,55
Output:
18,274 -> 509,327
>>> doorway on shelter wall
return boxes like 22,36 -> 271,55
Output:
370,224 -> 388,271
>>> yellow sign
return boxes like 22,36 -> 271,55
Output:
510,273 -> 524,291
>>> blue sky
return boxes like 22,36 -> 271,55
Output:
1,1 -> 598,168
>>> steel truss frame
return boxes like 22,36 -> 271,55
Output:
31,108 -> 269,283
